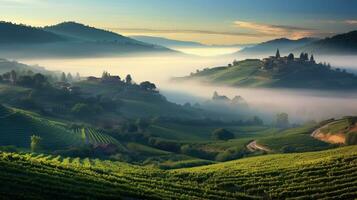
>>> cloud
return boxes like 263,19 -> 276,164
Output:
109,27 -> 265,37
344,20 -> 357,25
234,20 -> 315,39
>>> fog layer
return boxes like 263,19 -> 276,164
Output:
20,49 -> 357,123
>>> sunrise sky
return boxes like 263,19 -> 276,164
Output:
1,0 -> 357,45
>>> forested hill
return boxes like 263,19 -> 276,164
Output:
301,30 -> 357,54
44,22 -> 146,44
238,37 -> 317,55
176,52 -> 357,89
0,21 -> 175,58
0,21 -> 66,43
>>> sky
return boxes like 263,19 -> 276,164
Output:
1,0 -> 357,45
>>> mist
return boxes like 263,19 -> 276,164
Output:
19,50 -> 357,124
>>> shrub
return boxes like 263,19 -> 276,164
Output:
212,128 -> 235,140
30,135 -> 42,152
346,132 -> 357,145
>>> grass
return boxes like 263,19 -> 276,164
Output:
0,104 -> 82,151
257,125 -> 332,152
0,145 -> 355,199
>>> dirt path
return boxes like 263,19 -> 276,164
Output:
246,140 -> 271,152
311,122 -> 346,144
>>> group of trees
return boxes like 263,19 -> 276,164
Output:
275,113 -> 289,128
274,49 -> 315,63
299,52 -> 315,63
0,70 -> 49,88
60,72 -> 80,83
211,128 -> 235,140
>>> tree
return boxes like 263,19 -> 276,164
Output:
67,73 -> 73,82
287,53 -> 294,61
33,73 -> 47,88
140,81 -> 156,91
71,103 -> 103,117
275,112 -> 289,128
300,52 -> 304,60
75,72 -> 81,81
212,128 -> 235,140
102,71 -> 110,79
10,70 -> 17,84
31,135 -> 42,152
60,72 -> 67,82
310,54 -> 315,63
276,49 -> 280,58
125,74 -> 132,84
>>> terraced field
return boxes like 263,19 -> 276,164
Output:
0,145 -> 355,199
0,105 -> 81,150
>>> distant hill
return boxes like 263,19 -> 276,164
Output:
131,35 -> 205,48
0,58 -> 54,75
238,37 -> 318,55
0,21 -> 66,44
301,30 -> 357,54
44,22 -> 144,44
0,21 -> 175,58
175,53 -> 357,89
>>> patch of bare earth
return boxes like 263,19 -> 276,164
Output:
311,122 -> 357,144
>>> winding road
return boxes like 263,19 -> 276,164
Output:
246,140 -> 271,152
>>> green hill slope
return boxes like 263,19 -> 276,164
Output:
0,104 -> 82,150
177,57 -> 357,89
0,146 -> 356,199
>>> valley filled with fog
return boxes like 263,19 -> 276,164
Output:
19,48 -> 357,124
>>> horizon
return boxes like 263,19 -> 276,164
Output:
1,0 -> 357,45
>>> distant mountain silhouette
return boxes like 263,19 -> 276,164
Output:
44,22 -> 144,44
131,35 -> 205,48
0,21 -> 66,44
238,37 -> 318,55
301,30 -> 357,54
0,21 -> 175,58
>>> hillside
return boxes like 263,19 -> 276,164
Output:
312,117 -> 357,145
302,30 -> 357,54
44,22 -> 145,44
0,21 -> 175,58
238,37 -> 317,55
0,21 -> 66,44
0,104 -> 82,150
176,53 -> 357,89
0,58 -> 54,75
0,145 -> 355,199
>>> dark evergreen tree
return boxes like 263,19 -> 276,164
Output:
60,72 -> 67,82
310,54 -> 315,63
276,49 -> 280,58
125,74 -> 132,84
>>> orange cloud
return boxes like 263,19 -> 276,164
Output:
234,20 -> 315,39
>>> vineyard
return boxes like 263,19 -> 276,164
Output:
0,105 -> 81,150
0,145 -> 356,199
74,127 -> 127,150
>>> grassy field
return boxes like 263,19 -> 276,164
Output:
0,104 -> 81,151
257,125 -> 332,152
0,145 -> 355,199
